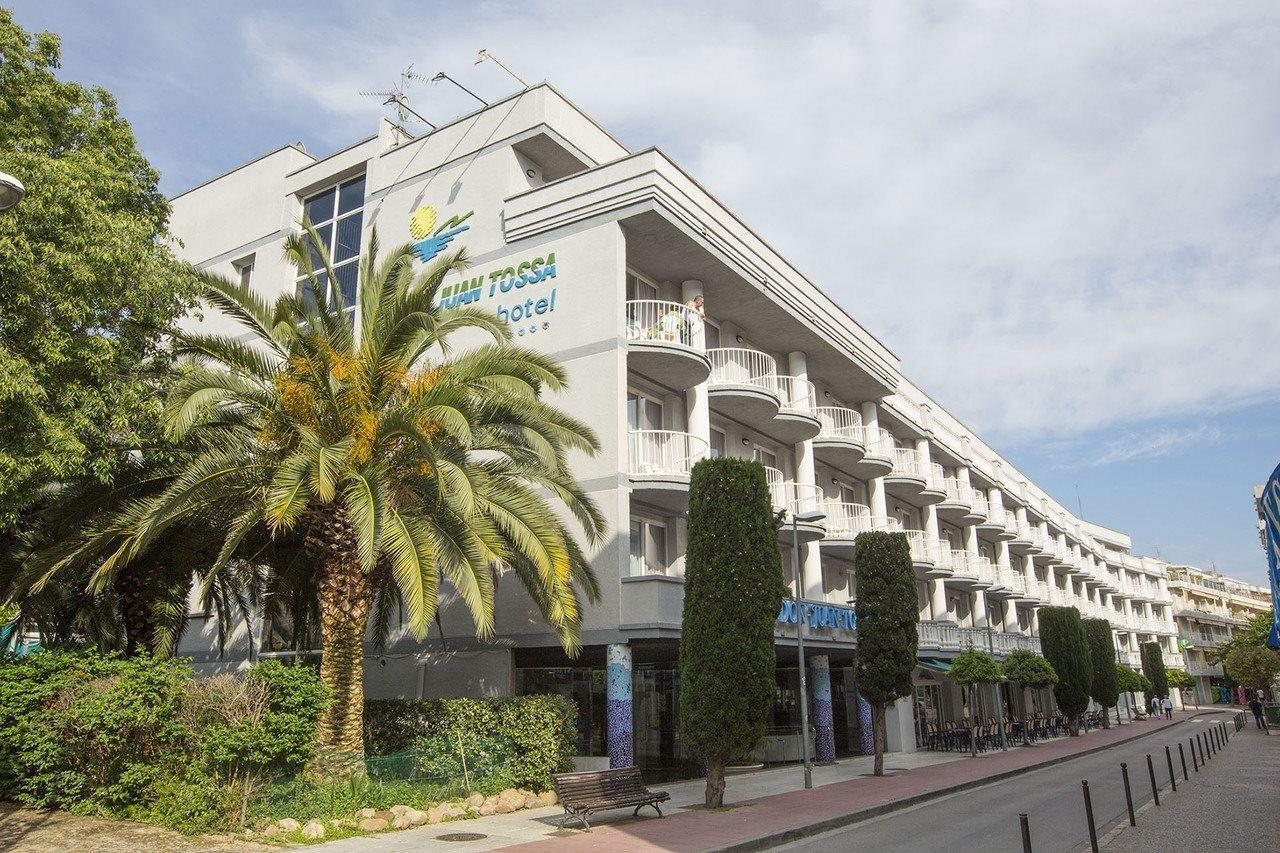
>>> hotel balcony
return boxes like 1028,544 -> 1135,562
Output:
627,429 -> 709,512
812,406 -> 865,472
935,478 -> 974,521
768,375 -> 822,443
975,502 -> 1007,535
942,550 -> 982,587
1007,521 -> 1036,554
1029,531 -> 1057,565
767,468 -> 826,544
853,427 -> 896,478
994,510 -> 1019,542
819,501 -> 894,559
1028,579 -> 1053,604
883,447 -> 938,504
966,492 -> 991,525
901,529 -> 950,577
625,300 -> 711,390
707,347 -> 781,432
916,621 -> 1042,656
989,569 -> 1028,600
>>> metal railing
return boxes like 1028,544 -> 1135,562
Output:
902,530 -> 941,565
773,480 -> 825,518
823,501 -> 897,537
771,375 -> 817,414
889,447 -> 929,480
863,426 -> 893,457
947,549 -> 978,580
627,430 -> 709,477
625,300 -> 705,349
707,347 -> 777,390
814,406 -> 863,441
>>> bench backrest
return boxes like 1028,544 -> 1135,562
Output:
554,766 -> 647,804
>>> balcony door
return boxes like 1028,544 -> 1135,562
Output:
627,391 -> 664,432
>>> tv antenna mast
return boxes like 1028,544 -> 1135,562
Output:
474,49 -> 529,88
360,65 -> 437,133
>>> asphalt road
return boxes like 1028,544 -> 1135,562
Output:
776,713 -> 1238,853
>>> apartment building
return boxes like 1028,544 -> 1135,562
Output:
168,84 -> 1183,774
1165,563 -> 1271,703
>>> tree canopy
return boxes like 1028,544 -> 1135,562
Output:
1165,668 -> 1194,692
679,458 -> 784,808
1115,663 -> 1144,694
1223,645 -> 1280,695
0,10 -> 197,529
1140,642 -> 1168,699
950,647 -> 1002,686
1003,649 -> 1059,689
1212,612 -> 1273,664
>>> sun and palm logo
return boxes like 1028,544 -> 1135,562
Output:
409,204 -> 474,263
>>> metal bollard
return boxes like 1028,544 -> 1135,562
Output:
1019,812 -> 1032,853
1146,753 -> 1160,806
1082,780 -> 1100,853
1165,745 -> 1177,792
1120,762 -> 1136,826
1178,741 -> 1188,781
1191,736 -> 1199,771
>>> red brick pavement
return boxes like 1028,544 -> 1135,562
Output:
502,711 -> 1207,852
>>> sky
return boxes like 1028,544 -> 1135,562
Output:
8,1 -> 1279,585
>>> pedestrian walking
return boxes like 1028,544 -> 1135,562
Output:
1161,696 -> 1173,720
1151,695 -> 1160,718
1249,697 -> 1268,732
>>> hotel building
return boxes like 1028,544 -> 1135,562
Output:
169,85 -> 1185,773
1164,563 -> 1271,703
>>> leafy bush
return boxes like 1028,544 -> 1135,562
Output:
1003,650 -> 1059,689
950,647 -> 1002,686
364,695 -> 575,792
144,770 -> 240,835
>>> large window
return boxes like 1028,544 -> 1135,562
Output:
630,517 -> 668,575
298,175 -> 366,312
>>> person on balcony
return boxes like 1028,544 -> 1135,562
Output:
683,294 -> 706,348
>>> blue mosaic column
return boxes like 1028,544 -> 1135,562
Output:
606,643 -> 633,768
810,655 -> 836,763
856,691 -> 874,756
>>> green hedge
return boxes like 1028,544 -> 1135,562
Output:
364,695 -> 576,792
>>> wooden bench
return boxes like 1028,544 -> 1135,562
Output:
552,766 -> 670,830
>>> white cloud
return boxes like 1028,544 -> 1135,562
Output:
237,1 -> 1280,442
1084,424 -> 1224,466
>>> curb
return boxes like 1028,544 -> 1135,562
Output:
713,712 -> 1231,852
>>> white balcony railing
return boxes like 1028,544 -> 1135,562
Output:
772,375 -> 817,414
707,347 -> 776,391
814,406 -> 863,441
773,480 -> 824,518
901,530 -> 941,564
627,430 -> 709,477
941,477 -> 972,505
947,550 -> 978,580
890,447 -> 929,480
625,300 -> 705,349
823,501 -> 897,537
917,621 -> 1042,654
863,426 -> 893,457
970,492 -> 990,518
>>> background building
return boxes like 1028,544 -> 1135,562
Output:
1165,562 -> 1271,703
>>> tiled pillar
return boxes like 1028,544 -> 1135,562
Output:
810,655 -> 836,763
606,643 -> 633,768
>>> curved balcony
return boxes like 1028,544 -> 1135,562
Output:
901,530 -> 950,578
975,557 -> 1000,590
768,375 -> 822,443
935,478 -> 973,521
976,502 -> 1007,535
942,550 -> 981,587
1007,522 -> 1035,553
707,348 -> 780,432
812,406 -> 865,472
851,426 -> 895,478
995,510 -> 1019,542
883,447 -> 929,502
1028,579 -> 1053,604
820,501 -> 895,559
767,469 -> 826,545
991,570 -> 1028,600
920,462 -> 947,504
965,491 -> 990,525
1029,531 -> 1058,565
627,430 -> 709,512
625,300 -> 711,390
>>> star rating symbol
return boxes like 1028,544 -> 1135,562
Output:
528,323 -> 538,334
542,321 -> 550,330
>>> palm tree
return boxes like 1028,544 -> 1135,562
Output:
72,225 -> 605,775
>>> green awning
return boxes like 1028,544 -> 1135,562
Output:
919,658 -> 952,673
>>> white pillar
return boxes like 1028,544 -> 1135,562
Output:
788,352 -> 823,601
987,486 -> 1004,524
929,579 -> 948,622
1003,599 -> 1019,633
861,401 -> 888,518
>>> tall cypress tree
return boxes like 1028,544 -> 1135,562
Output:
679,458 -> 785,808
854,531 -> 918,776
1038,606 -> 1093,735
1140,642 -> 1169,703
1082,618 -> 1119,728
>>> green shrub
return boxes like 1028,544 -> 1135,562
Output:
144,771 -> 240,835
364,695 -> 576,792
1140,642 -> 1168,699
246,775 -> 468,825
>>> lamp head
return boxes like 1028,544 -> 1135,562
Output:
0,172 -> 25,212
795,509 -> 826,524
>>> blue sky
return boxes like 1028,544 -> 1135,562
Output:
8,2 -> 1278,584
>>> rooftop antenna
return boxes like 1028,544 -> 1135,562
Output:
474,49 -> 529,89
360,65 -> 437,133
432,71 -> 488,107
1074,483 -> 1084,518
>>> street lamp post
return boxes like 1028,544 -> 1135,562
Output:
0,171 -> 25,212
791,508 -> 827,790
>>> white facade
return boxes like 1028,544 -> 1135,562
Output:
1164,562 -> 1271,703
169,84 -> 1193,763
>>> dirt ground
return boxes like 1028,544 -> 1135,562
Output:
0,802 -> 275,852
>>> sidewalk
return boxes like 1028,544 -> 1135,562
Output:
318,712 -> 1207,853
1102,719 -> 1278,851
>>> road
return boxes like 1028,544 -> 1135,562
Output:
776,713 -> 1237,853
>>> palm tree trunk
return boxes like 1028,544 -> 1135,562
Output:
115,566 -> 156,656
305,508 -> 374,779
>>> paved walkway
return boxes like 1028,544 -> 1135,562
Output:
318,712 -> 1203,852
0,802 -> 271,853
1102,718 -> 1278,852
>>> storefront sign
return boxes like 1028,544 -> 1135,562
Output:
777,600 -> 856,633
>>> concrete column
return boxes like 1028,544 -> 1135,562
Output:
988,486 -> 1004,524
606,643 -> 633,768
810,655 -> 836,762
1002,598 -> 1020,633
929,579 -> 949,622
1021,552 -> 1037,590
1029,606 -> 1040,634
1015,505 -> 1029,536
682,281 -> 711,449
789,352 -> 824,600
861,401 -> 888,518
884,695 -> 918,754
971,587 -> 989,628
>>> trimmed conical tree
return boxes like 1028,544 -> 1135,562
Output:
854,531 -> 918,776
679,458 -> 786,808
1140,641 -> 1169,703
1082,618 -> 1120,728
1038,606 -> 1093,736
